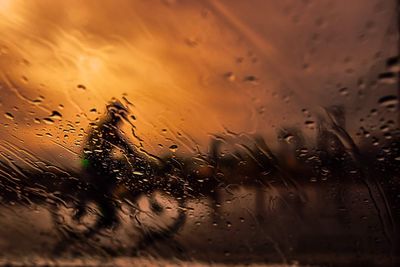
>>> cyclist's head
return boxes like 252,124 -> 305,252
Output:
106,99 -> 128,123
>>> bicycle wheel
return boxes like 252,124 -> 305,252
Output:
51,198 -> 102,239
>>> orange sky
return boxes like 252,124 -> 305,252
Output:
0,0 -> 397,169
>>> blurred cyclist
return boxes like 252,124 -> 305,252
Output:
79,98 -> 151,232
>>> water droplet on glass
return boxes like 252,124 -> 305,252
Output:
77,84 -> 86,90
380,124 -> 389,132
169,144 -> 178,152
43,118 -> 54,125
378,72 -> 397,84
386,56 -> 399,72
370,109 -> 378,116
224,72 -> 236,82
244,75 -> 258,84
339,87 -> 349,96
384,132 -> 392,140
49,111 -> 62,119
305,120 -> 315,129
378,95 -> 398,108
4,112 -> 14,120
372,137 -> 379,146
377,155 -> 385,161
284,134 -> 294,143
32,98 -> 42,104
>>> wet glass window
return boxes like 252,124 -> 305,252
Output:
0,1 -> 399,266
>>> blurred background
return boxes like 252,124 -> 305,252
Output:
0,0 -> 399,266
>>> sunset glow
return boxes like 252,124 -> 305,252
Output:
0,0 -> 397,167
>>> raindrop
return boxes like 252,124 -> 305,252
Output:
378,72 -> 396,84
77,84 -> 86,90
372,137 -> 379,146
305,120 -> 315,129
360,127 -> 370,138
378,95 -> 398,108
49,111 -> 62,119
302,108 -> 311,118
380,124 -> 389,132
32,98 -> 42,104
358,78 -> 366,89
370,109 -> 378,116
224,72 -> 236,82
43,118 -> 54,125
384,132 -> 392,140
83,149 -> 92,154
386,56 -> 399,72
283,96 -> 290,103
4,112 -> 14,120
244,75 -> 258,84
339,87 -> 349,96
169,144 -> 178,152
283,134 -> 294,143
